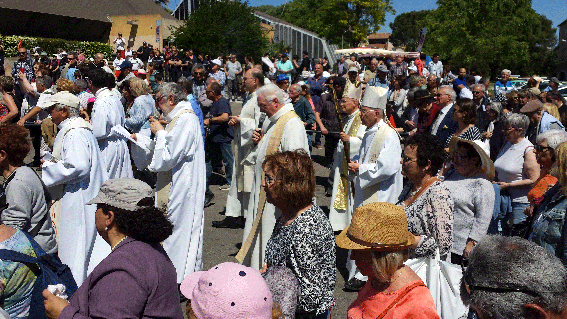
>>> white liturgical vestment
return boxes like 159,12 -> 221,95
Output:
91,87 -> 133,179
134,101 -> 206,283
242,104 -> 309,269
226,91 -> 262,219
328,110 -> 366,232
42,117 -> 109,285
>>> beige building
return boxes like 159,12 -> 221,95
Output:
109,14 -> 182,52
0,0 -> 181,52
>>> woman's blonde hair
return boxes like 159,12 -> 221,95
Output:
56,78 -> 75,93
129,77 -> 151,97
371,249 -> 409,283
543,102 -> 561,120
554,142 -> 567,195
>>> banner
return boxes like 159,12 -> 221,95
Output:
416,28 -> 427,53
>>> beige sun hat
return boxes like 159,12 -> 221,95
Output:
448,137 -> 495,180
336,202 -> 414,251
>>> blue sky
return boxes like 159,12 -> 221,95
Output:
169,0 -> 567,33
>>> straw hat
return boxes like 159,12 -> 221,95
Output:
336,202 -> 414,251
448,137 -> 495,180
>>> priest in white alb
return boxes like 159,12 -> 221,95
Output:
344,86 -> 403,291
214,68 -> 265,229
41,91 -> 109,285
328,83 -> 366,232
237,83 -> 309,269
131,82 -> 206,283
88,68 -> 133,179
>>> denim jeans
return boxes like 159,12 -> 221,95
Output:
206,141 -> 234,186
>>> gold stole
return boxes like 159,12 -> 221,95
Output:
332,114 -> 362,210
155,108 -> 195,211
235,110 -> 299,263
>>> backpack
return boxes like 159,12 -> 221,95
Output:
0,231 -> 77,319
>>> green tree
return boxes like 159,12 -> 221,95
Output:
172,0 -> 269,61
389,10 -> 431,51
256,0 -> 394,47
424,0 -> 557,77
254,5 -> 285,18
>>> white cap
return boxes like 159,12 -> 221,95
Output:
212,59 -> 222,66
361,86 -> 388,110
343,82 -> 363,100
459,87 -> 473,99
43,91 -> 80,110
322,71 -> 331,78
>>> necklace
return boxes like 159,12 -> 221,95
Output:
111,236 -> 129,251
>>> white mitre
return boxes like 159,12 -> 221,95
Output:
361,86 -> 388,109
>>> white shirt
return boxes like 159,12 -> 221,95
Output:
113,58 -> 124,71
114,37 -> 125,51
428,60 -> 443,78
128,57 -> 143,71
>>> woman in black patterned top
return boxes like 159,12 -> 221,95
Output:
263,150 -> 336,319
444,99 -> 482,147
398,134 -> 454,259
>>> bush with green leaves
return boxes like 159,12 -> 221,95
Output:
2,35 -> 113,58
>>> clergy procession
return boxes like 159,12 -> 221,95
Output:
3,43 -> 567,319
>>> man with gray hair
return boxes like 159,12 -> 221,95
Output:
461,235 -> 567,319
41,91 -> 109,284
494,69 -> 515,102
431,85 -> 458,143
472,83 -> 490,132
131,82 -> 206,284
237,83 -> 309,269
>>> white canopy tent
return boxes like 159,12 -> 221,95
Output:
334,48 -> 420,59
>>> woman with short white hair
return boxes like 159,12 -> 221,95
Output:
494,113 -> 540,236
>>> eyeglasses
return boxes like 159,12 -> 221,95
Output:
18,51 -> 27,55
462,272 -> 547,298
535,144 -> 553,153
401,155 -> 417,163
436,93 -> 449,97
193,71 -> 205,76
155,95 -> 166,104
472,91 -> 483,94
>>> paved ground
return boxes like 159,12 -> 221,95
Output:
21,96 -> 358,317
199,100 -> 357,316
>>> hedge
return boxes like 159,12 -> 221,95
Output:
2,35 -> 114,58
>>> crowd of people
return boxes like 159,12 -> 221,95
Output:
1,38 -> 567,319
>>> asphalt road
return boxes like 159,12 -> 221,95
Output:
200,100 -> 358,317
21,98 -> 358,317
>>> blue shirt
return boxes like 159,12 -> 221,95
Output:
125,94 -> 156,133
188,94 -> 206,142
277,60 -> 294,81
66,67 -> 78,82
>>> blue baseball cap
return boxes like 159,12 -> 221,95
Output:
276,74 -> 289,83
120,60 -> 133,69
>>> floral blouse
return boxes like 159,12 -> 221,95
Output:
265,205 -> 336,315
398,181 -> 454,258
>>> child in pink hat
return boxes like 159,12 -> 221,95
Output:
181,262 -> 275,319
